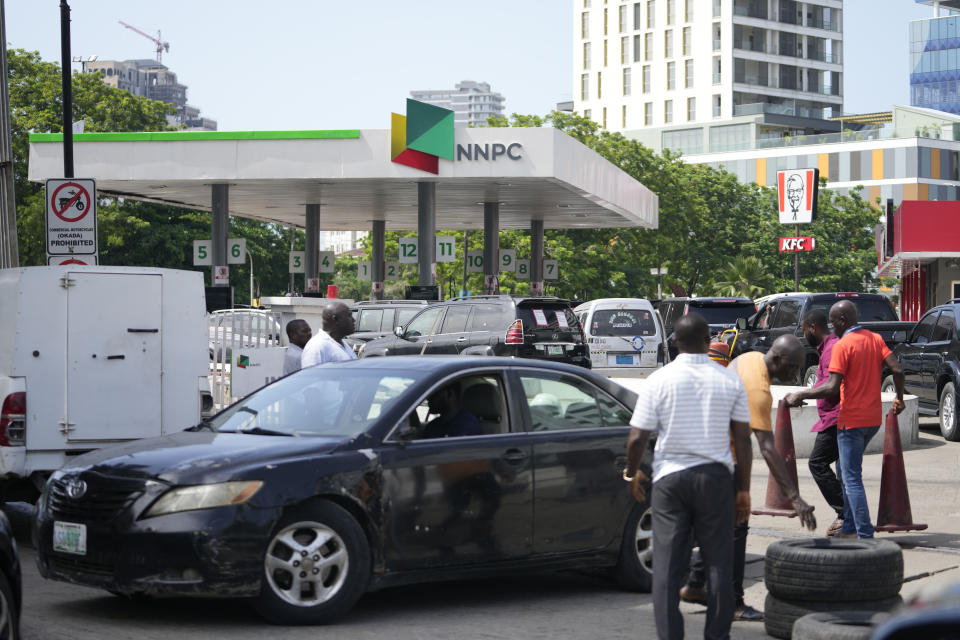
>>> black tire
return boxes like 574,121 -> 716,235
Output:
803,365 -> 819,387
881,375 -> 897,395
791,611 -> 888,640
254,501 -> 371,625
612,502 -> 653,592
764,593 -> 902,640
0,570 -> 19,640
939,382 -> 960,441
764,538 -> 903,602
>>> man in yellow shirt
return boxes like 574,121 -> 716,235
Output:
682,335 -> 817,621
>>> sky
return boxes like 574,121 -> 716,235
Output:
3,1 -> 940,131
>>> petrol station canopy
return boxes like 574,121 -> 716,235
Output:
28,127 -> 658,231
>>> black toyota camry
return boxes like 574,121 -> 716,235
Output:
34,356 -> 653,625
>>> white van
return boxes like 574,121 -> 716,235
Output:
574,298 -> 668,378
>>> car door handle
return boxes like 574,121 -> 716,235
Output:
501,448 -> 528,463
456,337 -> 468,342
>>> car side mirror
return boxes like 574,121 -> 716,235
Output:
736,317 -> 747,331
394,326 -> 404,338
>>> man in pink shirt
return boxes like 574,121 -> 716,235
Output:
800,309 -> 844,535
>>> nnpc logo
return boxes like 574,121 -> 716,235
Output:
391,99 -> 454,174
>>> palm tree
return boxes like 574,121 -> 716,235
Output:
712,256 -> 775,298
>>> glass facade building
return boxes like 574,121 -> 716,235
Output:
910,14 -> 960,114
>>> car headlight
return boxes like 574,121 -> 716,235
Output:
144,480 -> 263,518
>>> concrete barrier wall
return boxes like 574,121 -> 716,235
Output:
611,378 -> 920,459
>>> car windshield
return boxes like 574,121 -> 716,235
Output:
590,308 -> 657,336
212,367 -> 421,438
691,303 -> 756,325
807,298 -> 898,322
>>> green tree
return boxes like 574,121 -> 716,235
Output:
9,48 -> 175,265
711,256 -> 775,297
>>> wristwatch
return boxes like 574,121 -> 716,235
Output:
622,469 -> 635,482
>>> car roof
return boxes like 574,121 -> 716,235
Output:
575,298 -> 655,312
663,297 -> 754,304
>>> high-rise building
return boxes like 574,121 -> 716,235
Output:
573,0 -> 843,153
410,80 -> 505,127
82,59 -> 217,130
910,1 -> 960,115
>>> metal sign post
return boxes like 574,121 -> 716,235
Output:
776,169 -> 819,292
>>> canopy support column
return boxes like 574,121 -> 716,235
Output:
530,219 -> 544,297
483,202 -> 499,294
211,184 -> 229,286
305,204 -> 320,292
417,182 -> 435,286
371,219 -> 385,300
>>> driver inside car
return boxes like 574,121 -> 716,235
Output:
420,382 -> 482,439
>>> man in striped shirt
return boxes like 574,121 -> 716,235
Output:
625,313 -> 753,640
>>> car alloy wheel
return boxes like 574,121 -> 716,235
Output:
0,571 -> 18,640
633,507 -> 654,575
264,521 -> 349,607
940,382 -> 960,441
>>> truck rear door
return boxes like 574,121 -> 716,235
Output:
64,272 -> 162,442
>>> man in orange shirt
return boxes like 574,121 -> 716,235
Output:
785,300 -> 905,538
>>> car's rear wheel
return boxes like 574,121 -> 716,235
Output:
939,382 -> 960,441
881,375 -> 896,395
803,366 -> 819,387
0,570 -> 19,640
613,503 -> 653,591
254,501 -> 370,625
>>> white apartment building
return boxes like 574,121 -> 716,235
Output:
321,230 -> 367,256
573,0 -> 843,153
410,80 -> 505,128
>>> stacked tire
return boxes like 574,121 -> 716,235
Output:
763,538 -> 904,639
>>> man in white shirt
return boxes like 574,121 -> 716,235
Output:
301,302 -> 357,367
624,313 -> 754,640
282,319 -> 312,376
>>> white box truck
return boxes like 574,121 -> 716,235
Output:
0,266 -> 210,501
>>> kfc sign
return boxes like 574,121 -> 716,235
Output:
779,236 -> 817,252
777,168 -> 820,224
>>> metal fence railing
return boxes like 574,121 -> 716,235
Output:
208,309 -> 284,409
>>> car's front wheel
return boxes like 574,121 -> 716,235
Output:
613,503 -> 653,592
254,501 -> 370,625
939,382 -> 960,441
0,570 -> 19,640
802,365 -> 818,388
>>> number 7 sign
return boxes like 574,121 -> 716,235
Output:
543,259 -> 558,280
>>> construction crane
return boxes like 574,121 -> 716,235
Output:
118,21 -> 169,63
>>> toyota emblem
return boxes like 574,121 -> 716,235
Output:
65,477 -> 87,499
552,333 -> 559,340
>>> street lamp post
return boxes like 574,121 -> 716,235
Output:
650,266 -> 668,298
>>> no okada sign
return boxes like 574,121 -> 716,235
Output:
46,178 -> 97,255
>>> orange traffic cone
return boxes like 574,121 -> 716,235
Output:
752,400 -> 800,518
876,409 -> 928,533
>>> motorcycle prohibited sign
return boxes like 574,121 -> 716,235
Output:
46,179 -> 97,255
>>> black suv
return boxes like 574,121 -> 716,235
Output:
732,292 -> 912,386
656,297 -> 757,358
359,295 -> 590,368
887,300 -> 960,441
349,300 -> 432,344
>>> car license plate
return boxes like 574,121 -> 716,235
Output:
53,521 -> 87,555
547,345 -> 563,355
615,355 -> 635,365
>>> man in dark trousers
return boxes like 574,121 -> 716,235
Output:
624,313 -> 754,640
681,335 -> 817,622
800,309 -> 845,534
786,300 -> 906,538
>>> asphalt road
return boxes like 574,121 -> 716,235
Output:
11,420 -> 959,639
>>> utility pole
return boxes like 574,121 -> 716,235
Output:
0,0 -> 20,267
60,0 -> 73,179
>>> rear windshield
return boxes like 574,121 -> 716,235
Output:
590,308 -> 657,336
518,303 -> 580,332
807,297 -> 897,322
689,302 -> 756,325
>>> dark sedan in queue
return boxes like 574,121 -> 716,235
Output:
33,357 -> 653,625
